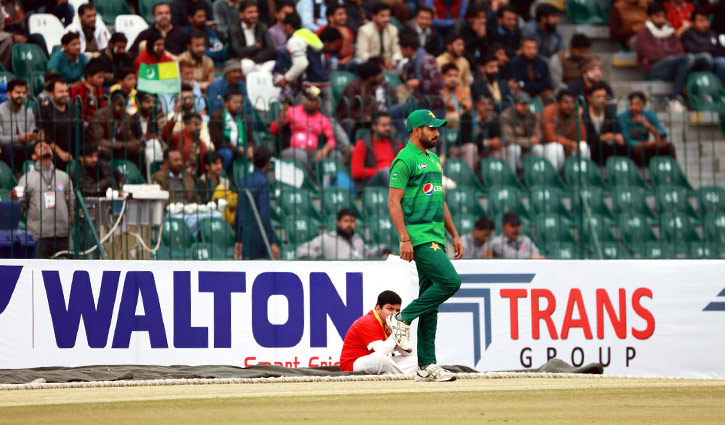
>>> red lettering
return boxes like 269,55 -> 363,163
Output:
501,289 -> 527,339
632,288 -> 655,339
308,356 -> 319,367
560,289 -> 592,339
244,357 -> 256,367
596,289 -> 627,339
531,289 -> 558,339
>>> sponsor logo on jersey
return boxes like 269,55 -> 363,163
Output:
423,183 -> 443,195
419,164 -> 427,170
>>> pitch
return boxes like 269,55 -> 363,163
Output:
2,378 -> 724,424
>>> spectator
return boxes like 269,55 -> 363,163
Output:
136,91 -> 167,176
407,6 -> 443,57
541,89 -> 590,171
441,63 -> 472,128
47,32 -> 88,85
549,33 -> 591,92
33,0 -> 75,26
228,0 -> 276,74
178,33 -> 215,92
509,37 -> 554,100
522,3 -> 564,58
343,0 -> 366,36
234,146 -> 279,260
270,86 -> 336,171
568,55 -> 614,99
617,91 -> 675,167
461,217 -> 495,259
185,4 -> 225,67
636,2 -> 712,97
69,59 -> 106,124
456,95 -> 502,171
97,33 -> 134,88
171,0 -> 214,28
40,80 -> 76,171
682,8 -> 725,85
471,54 -> 512,110
436,33 -> 471,88
111,68 -> 140,117
500,91 -> 544,172
162,111 -> 209,172
298,207 -> 390,259
350,112 -> 402,187
355,3 -> 402,70
336,58 -> 396,128
153,147 -> 198,203
610,0 -> 650,48
458,5 -> 489,70
316,4 -> 355,71
398,31 -> 444,116
585,82 -> 625,166
663,0 -> 694,33
207,59 -> 249,114
296,0 -> 327,32
64,3 -> 110,57
491,43 -> 511,80
213,0 -> 240,34
88,90 -> 142,164
134,33 -> 174,73
37,71 -> 61,106
70,143 -> 124,196
209,88 -> 253,170
488,5 -> 521,59
268,0 -> 295,52
13,141 -> 74,259
197,151 -> 230,203
425,0 -> 466,33
159,60 -> 207,115
0,79 -> 37,167
483,211 -> 544,259
131,2 -> 188,57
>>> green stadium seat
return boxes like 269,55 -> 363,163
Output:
21,160 -> 37,175
110,159 -> 146,184
283,215 -> 321,245
618,213 -> 658,250
0,188 -> 9,200
533,213 -> 576,251
315,158 -> 351,188
93,0 -> 132,25
660,211 -> 701,255
160,217 -> 196,259
439,127 -> 460,149
383,71 -> 402,88
443,159 -> 486,192
523,157 -> 566,190
702,212 -> 725,247
452,213 -> 476,235
153,246 -> 173,260
563,157 -> 609,192
655,186 -> 697,219
488,185 -> 530,221
10,44 -> 47,88
612,186 -> 656,219
231,158 -> 254,189
606,156 -> 649,190
686,72 -> 725,111
362,187 -> 388,217
321,188 -> 361,218
589,241 -> 631,259
446,187 -> 486,216
198,217 -> 235,248
529,186 -> 572,220
330,71 -> 355,112
688,242 -> 719,259
697,186 -> 725,216
366,214 -> 398,249
353,128 -> 371,143
480,158 -> 524,190
139,0 -> 165,23
191,242 -> 232,260
277,189 -> 320,220
0,161 -> 17,190
570,187 -> 615,221
649,156 -> 694,191
566,0 -> 609,25
630,241 -> 676,259
280,244 -> 297,260
0,71 -> 14,84
578,214 -> 617,244
546,242 -> 583,259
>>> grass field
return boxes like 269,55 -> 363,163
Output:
2,378 -> 725,424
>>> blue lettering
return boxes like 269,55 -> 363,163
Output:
0,266 -> 22,315
173,271 -> 208,348
309,272 -> 363,347
112,271 -> 168,348
199,271 -> 245,348
43,270 -> 119,348
252,272 -> 303,348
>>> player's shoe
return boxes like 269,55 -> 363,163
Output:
386,314 -> 413,353
415,364 -> 457,382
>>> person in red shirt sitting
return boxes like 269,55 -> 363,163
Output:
350,113 -> 402,187
339,290 -> 418,374
134,33 -> 174,73
69,58 -> 106,125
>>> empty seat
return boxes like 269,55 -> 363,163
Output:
578,214 -> 617,244
191,242 -> 233,260
443,158 -> 486,192
702,212 -> 725,248
0,71 -> 14,84
198,217 -> 235,248
697,186 -> 725,216
566,0 -> 609,25
383,71 -> 402,88
529,186 -> 571,219
452,213 -> 476,235
93,0 -> 132,25
446,187 -> 486,216
606,156 -> 649,190
321,188 -> 360,218
283,215 -> 320,245
686,72 -> 725,111
110,159 -> 145,184
315,158 -> 351,188
277,189 -> 320,219
563,157 -> 609,192
160,217 -> 196,259
480,157 -> 524,190
11,44 -> 47,84
273,158 -> 319,192
630,241 -> 676,259
28,14 -> 65,56
280,243 -> 297,260
362,187 -> 388,217
688,242 -> 719,259
523,157 -> 566,190
366,214 -> 398,248
570,186 -> 615,221
546,242 -> 583,259
660,211 -> 701,254
231,158 -> 254,189
330,71 -> 355,111
618,212 -> 658,249
649,156 -> 693,190
488,185 -> 530,221
589,241 -> 631,259
655,186 -> 697,219
612,186 -> 656,219
533,213 -> 576,251
114,14 -> 149,47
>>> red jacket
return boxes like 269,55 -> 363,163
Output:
350,136 -> 400,180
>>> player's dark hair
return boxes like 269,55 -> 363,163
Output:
224,87 -> 242,102
475,217 -> 495,231
570,33 -> 591,49
498,5 -> 517,18
337,208 -> 357,221
376,290 -> 402,308
535,3 -> 558,21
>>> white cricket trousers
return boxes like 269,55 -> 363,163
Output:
352,352 -> 419,375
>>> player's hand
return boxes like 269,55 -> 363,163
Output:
399,240 -> 414,262
452,236 -> 464,260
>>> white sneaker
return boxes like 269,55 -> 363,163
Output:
386,314 -> 413,353
415,364 -> 456,382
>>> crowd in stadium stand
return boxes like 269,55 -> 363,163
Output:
0,0 -> 724,259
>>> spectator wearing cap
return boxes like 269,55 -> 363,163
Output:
584,82 -> 624,166
170,0 -> 214,28
134,33 -> 175,73
316,4 -> 356,71
0,79 -> 37,167
178,33 -> 215,92
436,33 -> 472,88
213,0 -> 241,35
441,63 -> 472,129
270,86 -> 337,171
64,3 -> 110,57
97,32 -> 134,88
335,58 -> 396,127
540,89 -> 590,171
207,59 -> 249,114
268,1 -> 295,52
617,91 -> 676,167
682,8 -> 725,85
209,88 -> 253,170
69,59 -> 106,124
70,143 -> 124,197
40,79 -> 77,171
88,90 -> 143,164
153,147 -> 198,204
610,0 -> 649,48
350,112 -> 402,187
407,6 -> 444,57
197,151 -> 230,203
47,32 -> 88,85
355,4 -> 402,71
228,0 -> 276,75
131,2 -> 188,56
455,95 -> 502,171
461,217 -> 495,259
500,91 -> 544,172
522,3 -> 564,58
636,2 -> 712,97
471,54 -> 512,111
483,211 -> 544,259
186,3 -> 226,67
549,33 -> 591,93
663,0 -> 694,33
487,6 -> 521,59
568,55 -> 614,99
509,37 -> 554,100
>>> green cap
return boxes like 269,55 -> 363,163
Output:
405,109 -> 447,132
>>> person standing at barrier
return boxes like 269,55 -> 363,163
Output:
386,109 -> 463,382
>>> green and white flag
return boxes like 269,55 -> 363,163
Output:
137,62 -> 181,94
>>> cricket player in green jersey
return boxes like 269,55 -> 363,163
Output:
386,109 -> 464,382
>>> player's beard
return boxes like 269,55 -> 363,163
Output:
420,131 -> 437,150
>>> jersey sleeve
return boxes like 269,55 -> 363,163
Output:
389,158 -> 411,190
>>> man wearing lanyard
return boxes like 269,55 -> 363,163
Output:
339,291 -> 418,374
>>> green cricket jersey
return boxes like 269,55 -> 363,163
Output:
389,141 -> 446,247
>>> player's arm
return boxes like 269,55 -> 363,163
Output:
389,187 -> 414,262
444,202 -> 464,260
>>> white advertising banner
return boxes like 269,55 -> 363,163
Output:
1,259 -> 724,378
